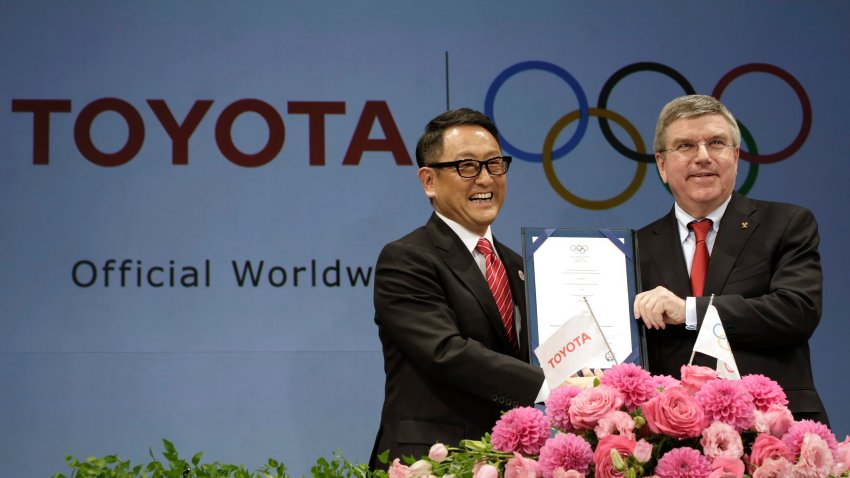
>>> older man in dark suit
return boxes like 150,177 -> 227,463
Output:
633,95 -> 828,424
369,108 -> 545,466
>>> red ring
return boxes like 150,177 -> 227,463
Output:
712,63 -> 811,164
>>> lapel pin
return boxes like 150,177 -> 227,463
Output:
518,270 -> 525,281
741,221 -> 748,229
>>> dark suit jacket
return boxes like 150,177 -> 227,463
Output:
638,192 -> 828,424
370,213 -> 544,466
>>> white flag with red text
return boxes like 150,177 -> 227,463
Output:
693,303 -> 740,379
534,307 -> 612,389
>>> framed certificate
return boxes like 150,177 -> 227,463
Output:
521,228 -> 645,369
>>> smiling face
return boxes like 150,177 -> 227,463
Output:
417,125 -> 506,236
656,114 -> 740,218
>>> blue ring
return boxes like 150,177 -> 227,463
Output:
484,61 -> 589,163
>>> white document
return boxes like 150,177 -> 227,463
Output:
530,236 -> 632,369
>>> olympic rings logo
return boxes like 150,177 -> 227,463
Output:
712,323 -> 731,352
570,244 -> 589,254
484,61 -> 812,210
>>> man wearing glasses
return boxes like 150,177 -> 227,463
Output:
369,108 -> 545,467
633,95 -> 829,424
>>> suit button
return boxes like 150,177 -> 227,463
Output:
491,393 -> 499,402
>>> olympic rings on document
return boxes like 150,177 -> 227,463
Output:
484,61 -> 589,163
712,63 -> 812,164
543,108 -> 647,210
570,244 -> 589,253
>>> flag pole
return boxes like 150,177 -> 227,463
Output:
581,296 -> 618,365
687,294 -> 715,365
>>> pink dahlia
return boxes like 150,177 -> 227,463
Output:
782,419 -> 839,460
537,432 -> 593,478
601,363 -> 658,410
546,385 -> 582,432
491,406 -> 551,455
700,421 -> 744,459
655,447 -> 712,478
739,375 -> 788,412
694,380 -> 755,432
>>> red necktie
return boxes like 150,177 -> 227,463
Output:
688,219 -> 713,297
475,238 -> 519,355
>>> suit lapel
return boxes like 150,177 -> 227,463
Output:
705,193 -> 758,294
645,209 -> 692,297
425,214 -> 514,353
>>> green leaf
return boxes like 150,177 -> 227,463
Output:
163,439 -> 177,454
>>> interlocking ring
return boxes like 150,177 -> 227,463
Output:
543,108 -> 647,210
485,61 -> 810,209
484,61 -> 589,163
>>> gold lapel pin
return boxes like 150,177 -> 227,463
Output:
741,221 -> 748,229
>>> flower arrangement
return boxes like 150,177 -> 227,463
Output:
385,364 -> 850,478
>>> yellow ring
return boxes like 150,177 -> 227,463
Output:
542,108 -> 647,210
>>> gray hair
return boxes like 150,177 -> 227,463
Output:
654,95 -> 741,153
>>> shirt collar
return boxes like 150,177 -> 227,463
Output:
434,211 -> 494,254
673,195 -> 732,243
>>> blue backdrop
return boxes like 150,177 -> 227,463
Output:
2,2 -> 849,476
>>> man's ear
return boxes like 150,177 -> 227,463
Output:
417,167 -> 436,199
655,152 -> 668,184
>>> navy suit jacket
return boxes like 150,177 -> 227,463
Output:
370,213 -> 544,466
638,192 -> 828,424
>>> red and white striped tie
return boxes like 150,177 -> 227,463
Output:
476,238 -> 519,355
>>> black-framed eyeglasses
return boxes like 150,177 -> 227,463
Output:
658,140 -> 736,158
428,156 -> 512,178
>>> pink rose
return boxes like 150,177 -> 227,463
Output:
708,456 -> 745,478
594,411 -> 636,440
642,386 -> 706,439
552,469 -> 583,478
680,365 -> 718,395
409,460 -> 432,477
748,434 -> 794,472
388,458 -> 412,478
428,443 -> 448,462
759,405 -> 794,437
568,385 -> 624,430
751,457 -> 792,478
794,433 -> 834,478
592,435 -> 636,478
505,453 -> 541,478
700,421 -> 744,459
473,463 -> 500,478
633,439 -> 653,464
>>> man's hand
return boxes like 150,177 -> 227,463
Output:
633,286 -> 686,330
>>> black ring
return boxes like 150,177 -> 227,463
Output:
597,62 -> 696,163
